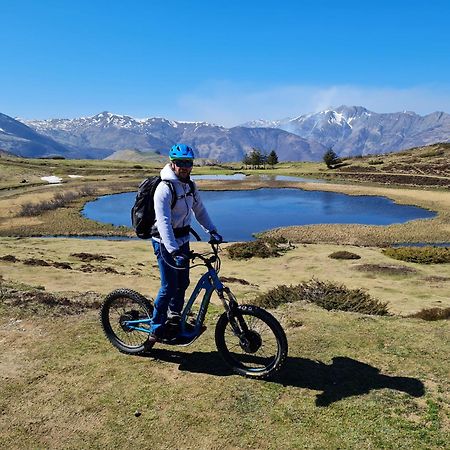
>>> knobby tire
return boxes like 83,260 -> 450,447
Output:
215,304 -> 288,379
100,288 -> 153,355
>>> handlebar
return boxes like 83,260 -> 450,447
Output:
189,240 -> 222,265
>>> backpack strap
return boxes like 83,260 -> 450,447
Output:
188,180 -> 196,202
164,179 -> 196,207
162,180 -> 177,209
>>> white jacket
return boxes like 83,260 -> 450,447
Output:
152,164 -> 216,254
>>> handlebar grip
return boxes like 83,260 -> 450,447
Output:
208,238 -> 225,245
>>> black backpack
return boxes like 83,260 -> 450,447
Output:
131,176 -> 195,239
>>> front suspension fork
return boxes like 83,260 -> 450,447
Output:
217,287 -> 249,337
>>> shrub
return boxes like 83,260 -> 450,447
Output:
382,246 -> 450,264
227,240 -> 279,259
18,187 -> 97,217
409,307 -> 450,321
133,164 -> 143,169
252,284 -> 304,308
227,237 -> 293,260
329,251 -> 361,260
78,186 -> 97,196
253,278 -> 389,315
418,149 -> 445,158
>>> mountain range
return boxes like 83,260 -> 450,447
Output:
1,106 -> 449,161
243,106 -> 450,157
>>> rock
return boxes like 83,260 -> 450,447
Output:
134,410 -> 141,417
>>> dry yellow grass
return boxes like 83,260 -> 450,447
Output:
1,238 -> 449,315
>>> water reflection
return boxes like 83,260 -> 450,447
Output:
83,188 -> 436,242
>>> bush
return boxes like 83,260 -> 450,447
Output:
418,149 -> 445,158
227,237 -> 293,260
253,278 -> 390,315
329,251 -> 361,260
383,247 -> 450,264
18,187 -> 97,217
133,165 -> 143,169
409,307 -> 450,321
252,285 -> 304,308
368,159 -> 384,165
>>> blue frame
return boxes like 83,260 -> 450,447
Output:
123,267 -> 224,340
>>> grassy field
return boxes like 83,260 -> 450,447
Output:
1,239 -> 449,315
0,148 -> 449,448
1,270 -> 449,449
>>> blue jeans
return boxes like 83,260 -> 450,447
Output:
150,240 -> 190,336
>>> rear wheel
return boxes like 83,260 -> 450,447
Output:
215,304 -> 288,379
100,289 -> 153,354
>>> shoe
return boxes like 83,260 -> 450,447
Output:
167,310 -> 182,321
143,333 -> 158,351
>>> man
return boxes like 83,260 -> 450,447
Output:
149,144 -> 222,343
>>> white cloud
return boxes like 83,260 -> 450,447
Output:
175,82 -> 450,126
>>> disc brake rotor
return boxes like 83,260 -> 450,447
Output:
239,330 -> 262,353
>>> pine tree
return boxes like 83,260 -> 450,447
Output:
323,148 -> 341,168
249,148 -> 263,168
267,150 -> 279,168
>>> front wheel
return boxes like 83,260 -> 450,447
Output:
100,288 -> 153,354
215,304 -> 288,379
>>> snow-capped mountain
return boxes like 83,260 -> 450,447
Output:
242,106 -> 450,156
0,113 -> 74,158
21,111 -> 327,161
3,106 -> 449,161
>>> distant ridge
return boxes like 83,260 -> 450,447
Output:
18,111 -> 327,161
0,106 -> 448,161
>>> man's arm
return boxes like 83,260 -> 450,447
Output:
154,182 -> 178,254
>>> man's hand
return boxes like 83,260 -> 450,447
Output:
171,250 -> 189,267
209,230 -> 223,244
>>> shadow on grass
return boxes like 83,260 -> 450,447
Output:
138,350 -> 425,407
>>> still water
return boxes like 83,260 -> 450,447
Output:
191,174 -> 325,183
82,188 -> 435,242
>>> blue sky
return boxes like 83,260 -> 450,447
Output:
1,0 -> 449,125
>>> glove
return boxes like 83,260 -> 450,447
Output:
171,250 -> 189,268
209,230 -> 223,244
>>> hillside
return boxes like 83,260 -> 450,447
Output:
329,143 -> 450,187
104,148 -> 166,163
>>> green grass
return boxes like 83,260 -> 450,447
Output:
0,297 -> 448,449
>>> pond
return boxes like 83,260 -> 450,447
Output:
82,188 -> 436,242
191,174 -> 325,183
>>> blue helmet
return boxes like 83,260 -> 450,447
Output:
169,144 -> 195,160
